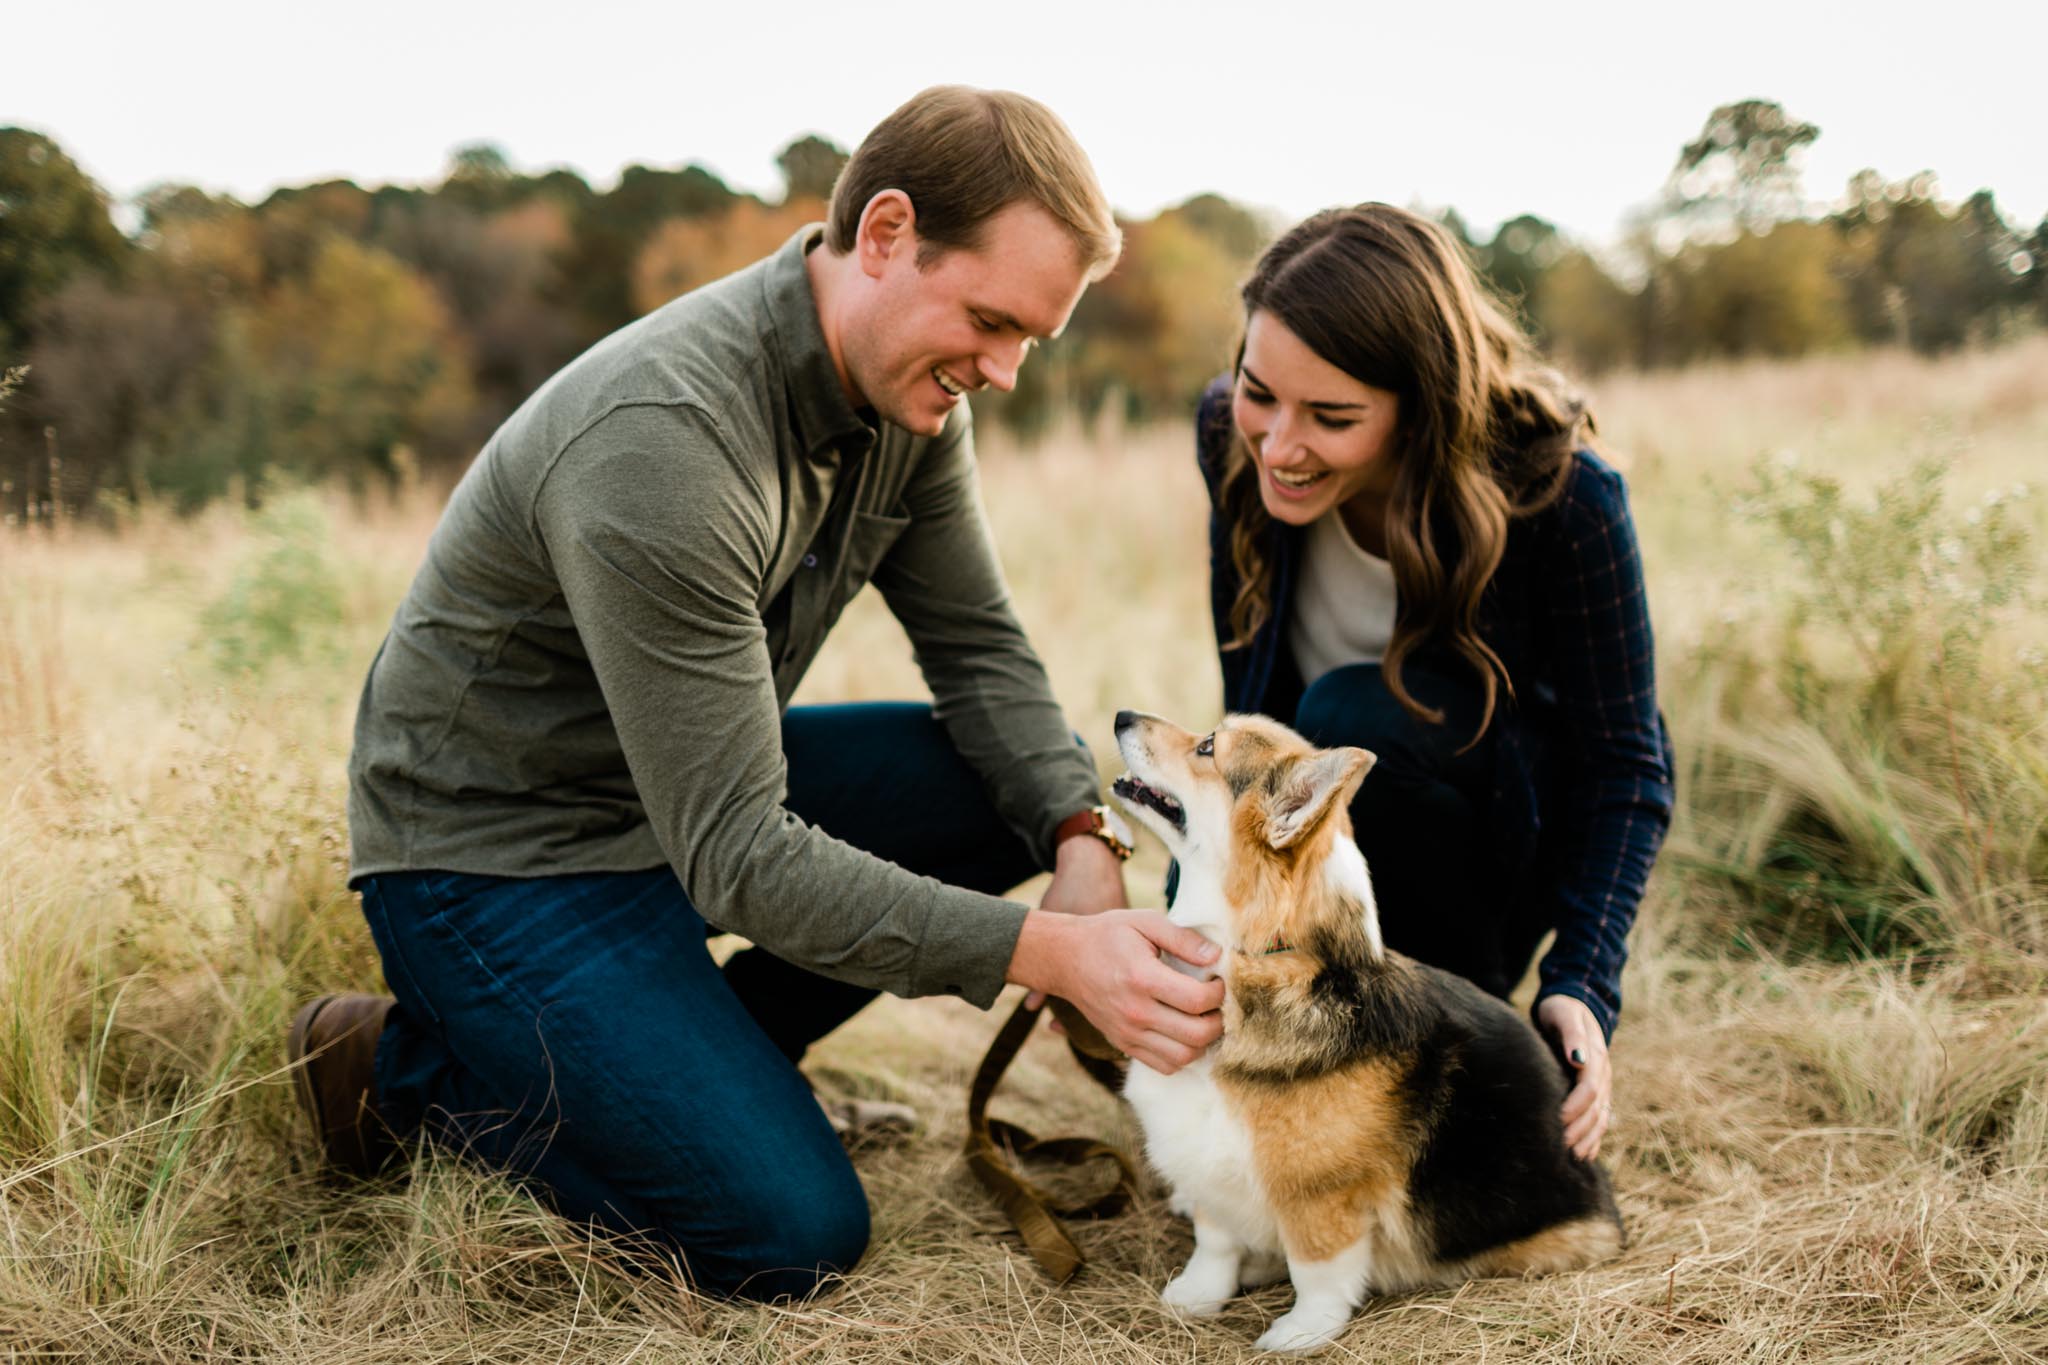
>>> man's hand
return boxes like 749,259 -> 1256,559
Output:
1536,993 -> 1612,1160
1007,907 -> 1224,1075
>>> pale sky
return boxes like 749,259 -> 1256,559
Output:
12,0 -> 2043,246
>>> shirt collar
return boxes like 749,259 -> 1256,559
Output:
764,225 -> 877,459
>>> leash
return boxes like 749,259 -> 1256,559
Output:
963,994 -> 1137,1282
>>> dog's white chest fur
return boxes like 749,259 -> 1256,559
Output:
1121,877 -> 1280,1251
1123,1053 -> 1277,1249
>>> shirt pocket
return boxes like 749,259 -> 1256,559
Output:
830,507 -> 911,617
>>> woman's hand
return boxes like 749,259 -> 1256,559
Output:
1536,994 -> 1611,1160
1008,907 -> 1224,1074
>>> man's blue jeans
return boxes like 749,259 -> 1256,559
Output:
356,702 -> 1041,1300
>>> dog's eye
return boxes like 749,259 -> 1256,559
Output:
1195,734 -> 1214,757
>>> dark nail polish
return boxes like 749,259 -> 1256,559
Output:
1569,1048 -> 1586,1065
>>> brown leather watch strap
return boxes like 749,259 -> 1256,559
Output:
963,995 -> 1134,1283
1052,808 -> 1103,846
1053,806 -> 1132,861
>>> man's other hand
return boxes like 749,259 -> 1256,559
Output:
1041,827 -> 1128,917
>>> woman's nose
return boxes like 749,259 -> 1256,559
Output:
1264,408 -> 1303,462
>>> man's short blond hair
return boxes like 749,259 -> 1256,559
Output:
826,86 -> 1121,280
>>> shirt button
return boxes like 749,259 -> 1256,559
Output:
802,553 -> 818,568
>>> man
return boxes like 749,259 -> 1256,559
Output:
290,86 -> 1225,1300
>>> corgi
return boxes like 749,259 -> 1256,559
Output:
1111,710 -> 1624,1354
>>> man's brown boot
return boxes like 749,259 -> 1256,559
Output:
287,993 -> 400,1178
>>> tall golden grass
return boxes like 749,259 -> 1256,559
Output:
2,341 -> 2045,1361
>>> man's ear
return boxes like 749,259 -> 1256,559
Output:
855,189 -> 916,280
1265,747 -> 1376,850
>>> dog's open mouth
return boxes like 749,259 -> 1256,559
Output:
1112,774 -> 1186,832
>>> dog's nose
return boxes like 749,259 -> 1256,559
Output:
1114,710 -> 1137,735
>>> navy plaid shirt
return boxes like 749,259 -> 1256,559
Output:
1196,378 -> 1673,1039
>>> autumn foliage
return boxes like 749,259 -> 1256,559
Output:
0,103 -> 2041,516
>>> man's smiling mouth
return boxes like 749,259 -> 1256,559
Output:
933,367 -> 967,396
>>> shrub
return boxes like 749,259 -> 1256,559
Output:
1674,456 -> 2046,971
197,490 -> 346,675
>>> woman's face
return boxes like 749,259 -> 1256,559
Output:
1232,310 -> 1401,527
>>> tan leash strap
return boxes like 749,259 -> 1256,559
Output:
1056,998 -> 1131,1095
963,995 -> 1136,1283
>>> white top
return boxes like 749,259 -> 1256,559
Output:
1288,511 -> 1398,685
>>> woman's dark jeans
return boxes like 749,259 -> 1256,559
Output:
356,702 -> 1040,1300
1290,659 -> 1529,1001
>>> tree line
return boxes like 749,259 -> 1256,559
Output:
1,99 -> 2040,517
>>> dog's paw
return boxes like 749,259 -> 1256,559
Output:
1254,1306 -> 1351,1354
1160,1271 -> 1233,1318
1239,1249 -> 1288,1290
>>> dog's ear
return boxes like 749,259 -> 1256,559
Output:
1265,747 -> 1376,850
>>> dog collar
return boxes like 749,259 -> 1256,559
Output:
1244,933 -> 1296,957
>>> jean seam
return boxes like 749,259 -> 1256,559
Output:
362,879 -> 444,1033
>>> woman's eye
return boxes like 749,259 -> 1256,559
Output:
1314,415 -> 1357,431
1240,388 -> 1274,406
1196,735 -> 1214,757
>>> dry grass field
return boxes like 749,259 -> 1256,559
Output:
3,342 -> 2046,1362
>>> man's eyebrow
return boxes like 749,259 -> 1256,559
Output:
1240,365 -> 1366,411
972,304 -> 1057,341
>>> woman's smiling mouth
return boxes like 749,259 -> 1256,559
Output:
1266,465 -> 1331,498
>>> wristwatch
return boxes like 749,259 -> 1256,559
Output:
1053,804 -> 1136,862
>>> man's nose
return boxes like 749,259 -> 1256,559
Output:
977,338 -> 1027,394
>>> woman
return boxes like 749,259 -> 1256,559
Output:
1194,204 -> 1673,1159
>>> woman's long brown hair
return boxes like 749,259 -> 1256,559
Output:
1218,204 -> 1589,746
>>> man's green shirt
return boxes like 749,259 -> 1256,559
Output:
347,228 -> 1101,1007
